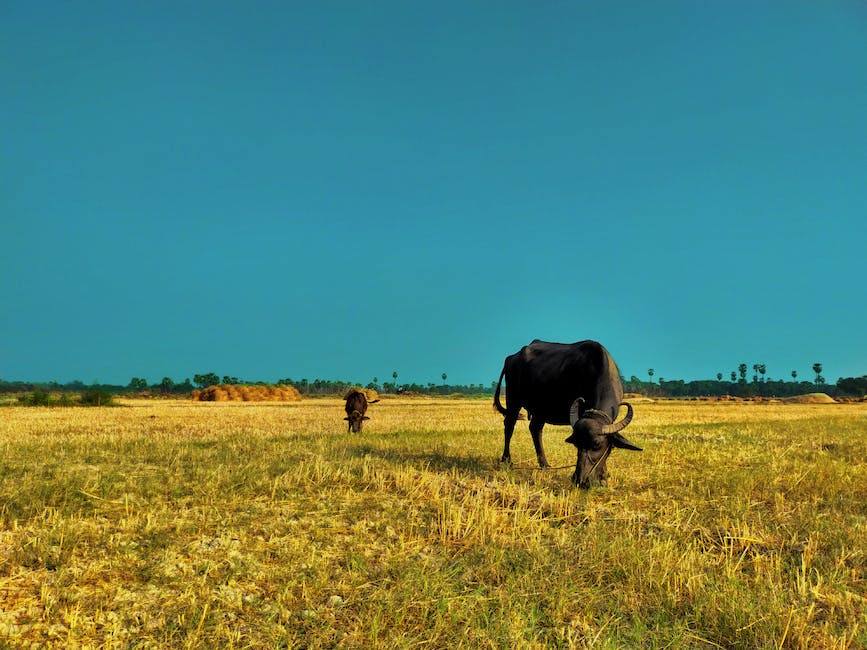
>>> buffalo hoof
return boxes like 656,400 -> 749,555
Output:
499,456 -> 512,467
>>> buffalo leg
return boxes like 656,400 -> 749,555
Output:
501,413 -> 519,464
529,417 -> 549,468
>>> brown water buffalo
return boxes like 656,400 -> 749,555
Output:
343,389 -> 379,433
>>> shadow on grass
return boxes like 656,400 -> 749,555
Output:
348,443 -> 492,475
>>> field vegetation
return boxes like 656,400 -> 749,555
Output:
1,398 -> 864,647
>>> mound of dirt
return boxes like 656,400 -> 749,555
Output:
782,393 -> 837,404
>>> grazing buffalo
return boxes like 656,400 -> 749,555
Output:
493,339 -> 641,487
343,389 -> 379,433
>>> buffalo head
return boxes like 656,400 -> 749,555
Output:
344,410 -> 370,433
565,399 -> 641,488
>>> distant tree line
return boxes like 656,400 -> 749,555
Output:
0,373 -> 494,398
0,377 -> 196,396
623,377 -> 863,398
2,369 -> 866,398
628,361 -> 867,398
277,377 -> 492,397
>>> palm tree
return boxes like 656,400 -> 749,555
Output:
441,372 -> 447,385
752,364 -> 760,383
730,371 -> 737,382
812,363 -> 823,389
647,368 -> 654,384
160,377 -> 174,394
738,363 -> 747,383
791,370 -> 797,382
392,371 -> 398,391
758,364 -> 766,382
717,373 -> 723,381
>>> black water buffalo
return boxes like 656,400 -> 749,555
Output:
343,389 -> 379,433
493,339 -> 641,487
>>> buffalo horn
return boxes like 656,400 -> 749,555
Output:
569,397 -> 585,427
601,402 -> 633,434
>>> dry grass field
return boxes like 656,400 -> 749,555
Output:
1,397 -> 865,648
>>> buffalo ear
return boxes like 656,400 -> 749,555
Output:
564,433 -> 578,446
610,432 -> 642,451
362,416 -> 370,420
343,417 -> 349,421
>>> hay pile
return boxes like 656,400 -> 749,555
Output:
782,393 -> 837,404
192,384 -> 302,402
344,386 -> 379,402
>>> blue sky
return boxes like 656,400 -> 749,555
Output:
2,1 -> 866,387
